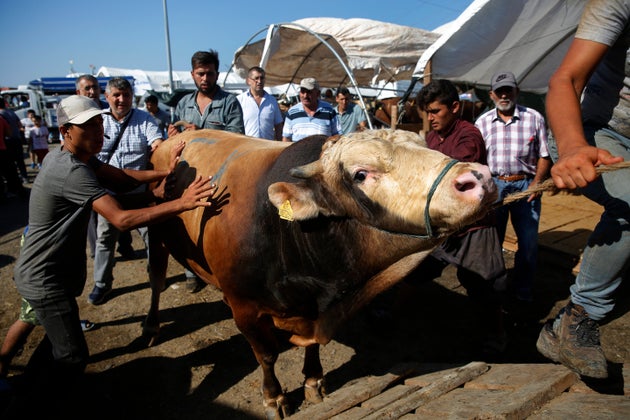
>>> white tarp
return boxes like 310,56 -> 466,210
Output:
413,0 -> 588,94
96,66 -> 248,96
232,18 -> 439,88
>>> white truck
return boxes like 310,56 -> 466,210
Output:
1,87 -> 61,141
1,76 -> 135,142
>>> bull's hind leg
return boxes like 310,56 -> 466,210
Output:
143,226 -> 169,346
232,307 -> 290,419
303,344 -> 325,403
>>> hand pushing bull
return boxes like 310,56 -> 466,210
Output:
8,96 -> 216,416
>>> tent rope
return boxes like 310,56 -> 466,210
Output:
494,161 -> 630,208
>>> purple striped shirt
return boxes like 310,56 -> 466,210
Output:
475,104 -> 549,176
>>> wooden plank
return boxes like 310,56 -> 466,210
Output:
528,393 -> 630,419
464,363 -> 576,391
405,365 -> 463,387
332,384 -> 419,420
503,192 -> 602,256
360,361 -> 489,420
412,388 -> 513,419
288,363 -> 420,420
411,364 -> 576,419
483,368 -> 577,418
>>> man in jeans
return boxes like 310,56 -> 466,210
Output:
536,0 -> 630,379
89,78 -> 164,305
475,71 -> 551,304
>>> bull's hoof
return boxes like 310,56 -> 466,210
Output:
263,394 -> 290,420
304,378 -> 326,403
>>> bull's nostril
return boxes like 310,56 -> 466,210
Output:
456,181 -> 477,192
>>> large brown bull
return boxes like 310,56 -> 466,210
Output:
146,129 -> 497,418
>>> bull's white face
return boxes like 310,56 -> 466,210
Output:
268,129 -> 497,237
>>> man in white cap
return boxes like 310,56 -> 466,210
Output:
11,95 -> 215,411
282,77 -> 340,142
475,71 -> 551,305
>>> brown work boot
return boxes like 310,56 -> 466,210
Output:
538,302 -> 608,378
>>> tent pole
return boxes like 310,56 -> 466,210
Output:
421,59 -> 432,137
272,22 -> 374,130
162,0 -> 175,123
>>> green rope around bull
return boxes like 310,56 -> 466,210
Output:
496,161 -> 630,208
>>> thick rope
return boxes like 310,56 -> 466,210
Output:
496,161 -> 630,208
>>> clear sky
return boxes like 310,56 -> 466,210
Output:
1,0 -> 473,88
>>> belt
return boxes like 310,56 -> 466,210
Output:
496,174 -> 528,182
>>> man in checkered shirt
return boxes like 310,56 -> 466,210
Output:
475,71 -> 552,304
89,77 -> 164,305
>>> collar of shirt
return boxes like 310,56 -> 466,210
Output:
492,105 -> 521,124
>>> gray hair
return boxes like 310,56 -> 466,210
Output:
75,74 -> 99,90
105,77 -> 133,93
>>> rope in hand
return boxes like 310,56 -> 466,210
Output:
493,161 -> 630,209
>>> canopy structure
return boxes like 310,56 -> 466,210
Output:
232,17 -> 439,90
231,18 -> 438,130
413,0 -> 588,95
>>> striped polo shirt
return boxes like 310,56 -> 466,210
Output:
282,100 -> 340,141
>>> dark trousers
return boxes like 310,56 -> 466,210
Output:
0,149 -> 24,194
5,138 -> 27,179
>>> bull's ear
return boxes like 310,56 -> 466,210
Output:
268,182 -> 321,221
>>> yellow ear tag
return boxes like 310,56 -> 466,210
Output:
279,200 -> 294,221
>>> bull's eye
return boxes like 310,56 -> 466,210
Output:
353,170 -> 367,183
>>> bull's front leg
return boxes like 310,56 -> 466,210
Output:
303,344 -> 325,403
232,307 -> 290,419
143,225 -> 169,346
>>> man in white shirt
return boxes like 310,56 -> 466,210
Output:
237,66 -> 283,140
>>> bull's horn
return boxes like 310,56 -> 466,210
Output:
290,160 -> 323,179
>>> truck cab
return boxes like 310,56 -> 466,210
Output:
1,88 -> 61,142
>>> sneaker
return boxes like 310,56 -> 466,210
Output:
88,285 -> 112,305
185,276 -> 203,294
537,302 -> 608,378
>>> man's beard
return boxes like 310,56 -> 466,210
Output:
198,83 -> 216,96
496,100 -> 514,112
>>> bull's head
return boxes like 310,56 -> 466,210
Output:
268,129 -> 497,238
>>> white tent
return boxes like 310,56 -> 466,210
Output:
413,0 -> 588,94
96,66 -> 248,97
232,18 -> 439,88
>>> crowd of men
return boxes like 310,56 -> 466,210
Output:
2,2 -> 629,411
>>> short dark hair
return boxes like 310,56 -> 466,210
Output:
336,87 -> 350,97
248,66 -> 265,76
191,50 -> 219,71
416,79 -> 459,111
145,94 -> 159,104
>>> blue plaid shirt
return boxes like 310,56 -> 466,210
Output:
99,108 -> 163,172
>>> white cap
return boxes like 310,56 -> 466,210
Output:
57,95 -> 105,125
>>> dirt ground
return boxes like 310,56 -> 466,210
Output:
1,166 -> 629,419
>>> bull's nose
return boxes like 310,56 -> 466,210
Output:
453,164 -> 495,201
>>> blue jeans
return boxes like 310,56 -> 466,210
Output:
494,177 -> 541,301
93,214 -> 148,288
562,127 -> 630,321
